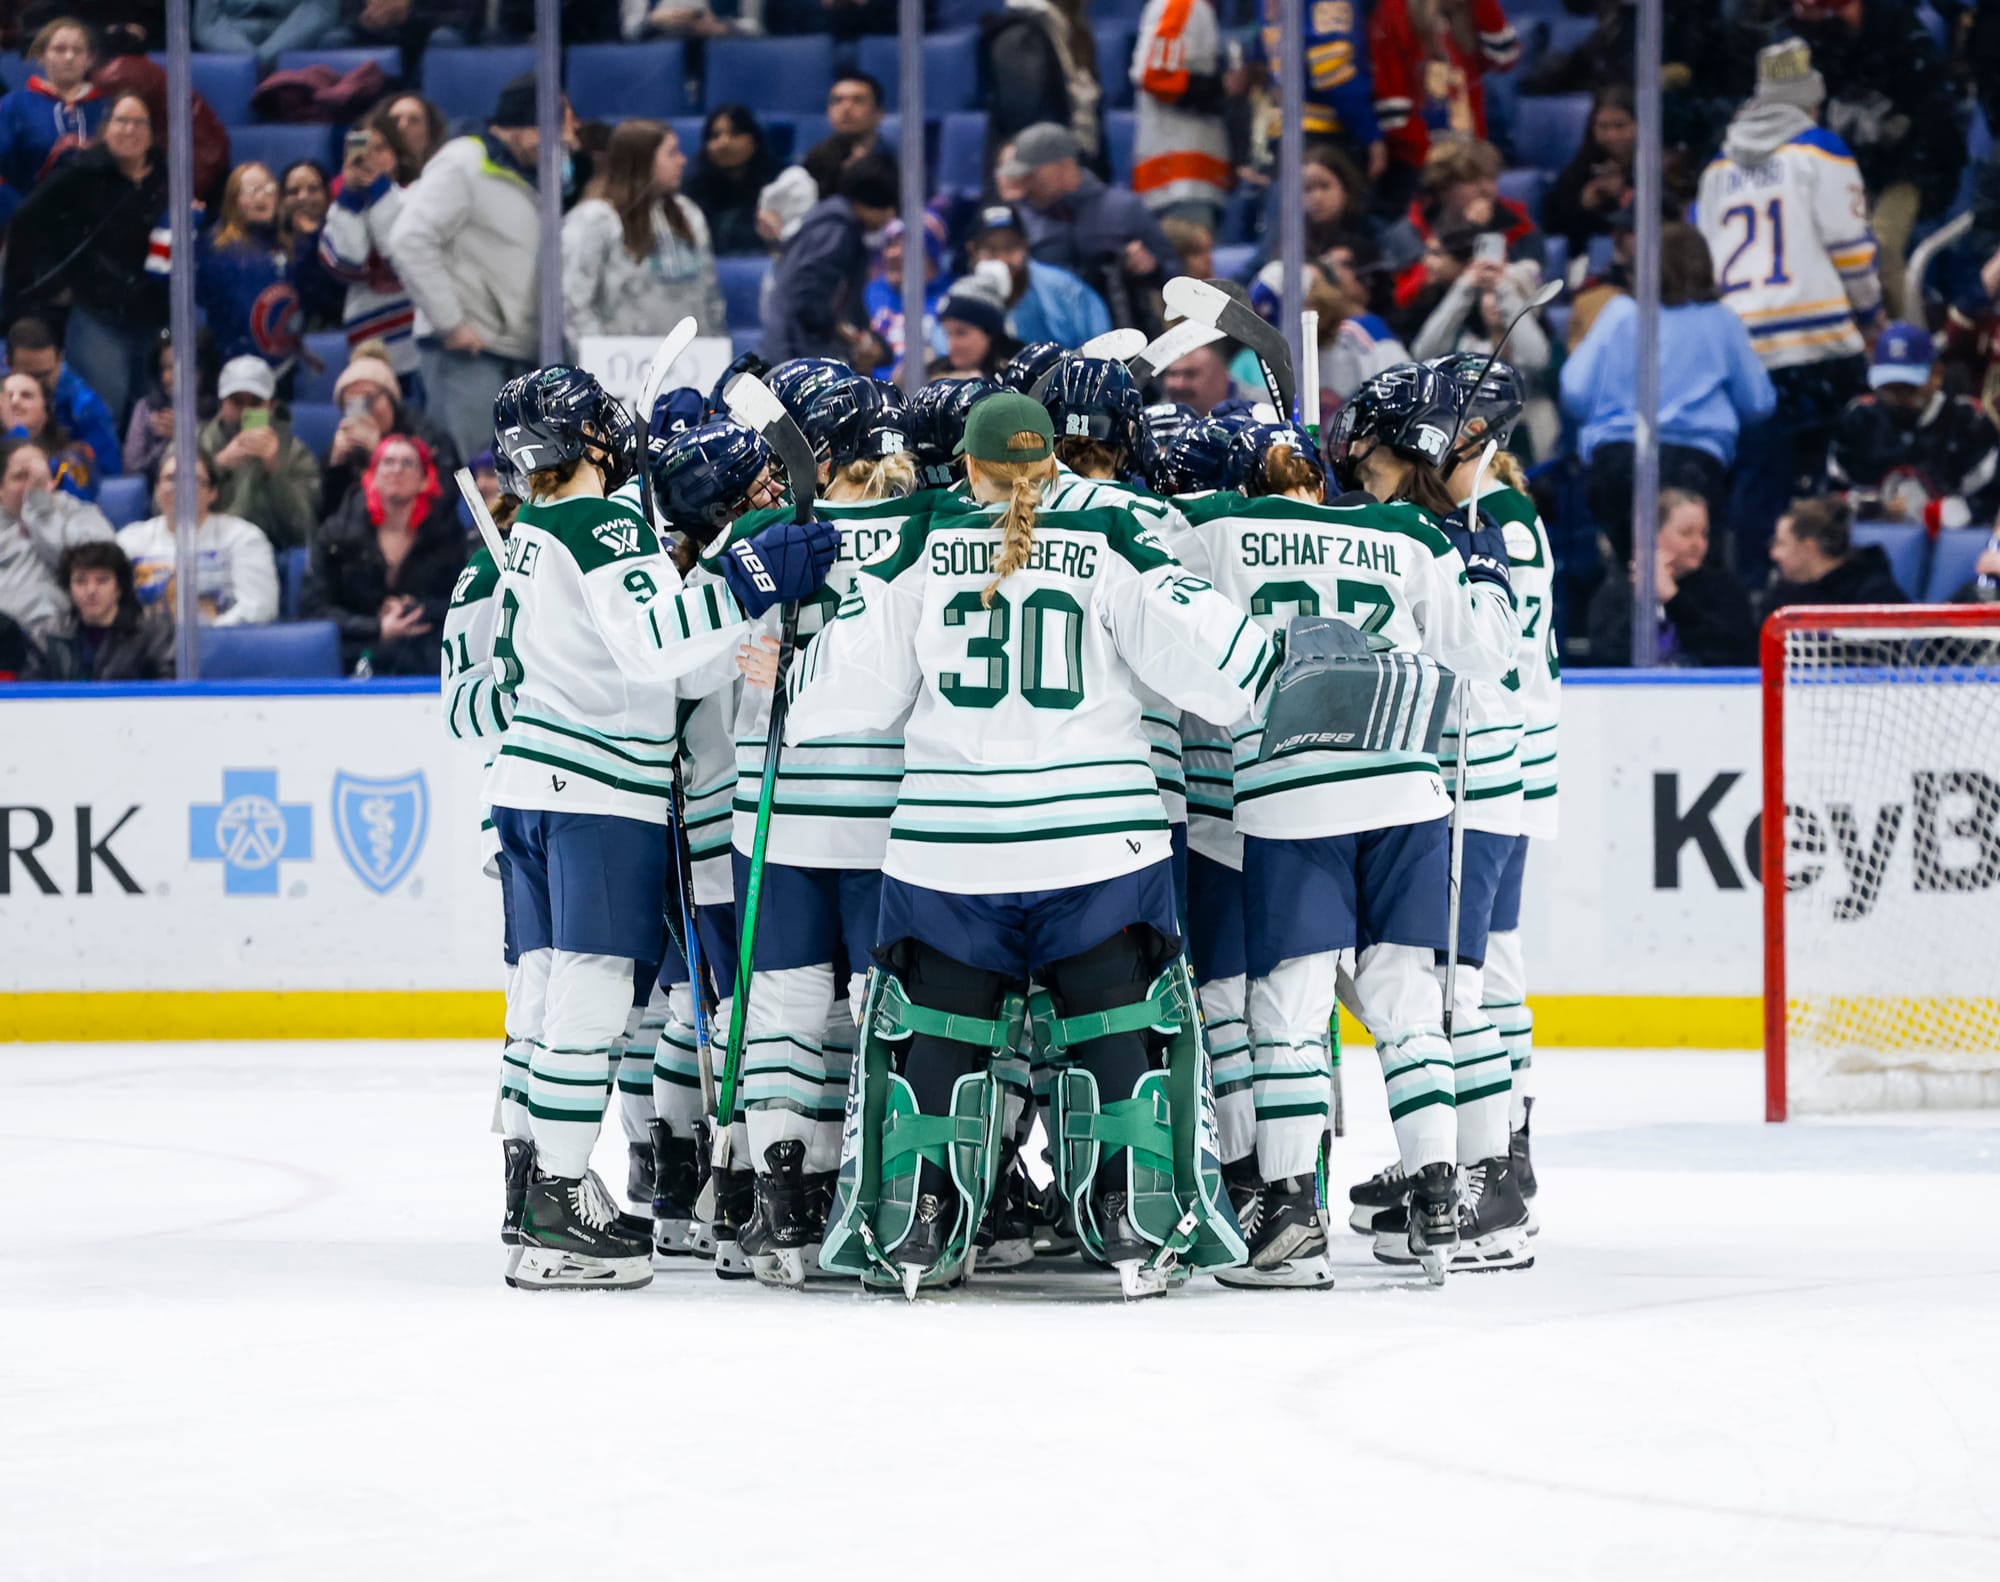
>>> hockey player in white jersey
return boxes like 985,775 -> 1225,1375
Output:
484,365 -> 838,1291
746,390 -> 1272,1299
1175,366 -> 1517,1285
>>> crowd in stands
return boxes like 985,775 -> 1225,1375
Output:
1,0 -> 1999,683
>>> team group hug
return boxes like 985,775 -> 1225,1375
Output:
440,306 -> 1558,1300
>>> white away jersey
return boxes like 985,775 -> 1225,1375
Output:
1177,490 -> 1516,840
783,501 -> 1271,895
1488,484 -> 1559,838
440,545 -> 510,870
1697,125 -> 1880,371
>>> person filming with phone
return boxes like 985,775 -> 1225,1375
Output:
198,354 -> 321,549
1408,224 -> 1551,390
318,350 -> 459,521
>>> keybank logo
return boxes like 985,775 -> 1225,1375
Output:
189,769 -> 313,896
331,771 -> 428,894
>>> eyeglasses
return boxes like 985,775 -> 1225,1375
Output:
375,454 -> 420,471
240,179 -> 278,198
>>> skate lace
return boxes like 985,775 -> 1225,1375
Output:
1367,1160 -> 1406,1190
573,1172 -> 620,1231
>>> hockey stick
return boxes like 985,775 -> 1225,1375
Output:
1442,438 -> 1498,1042
1127,318 -> 1224,386
635,317 -> 699,534
709,371 -> 819,1173
1442,279 -> 1560,461
1162,275 -> 1296,417
1079,327 -> 1148,362
1299,310 -> 1321,433
455,468 -> 506,568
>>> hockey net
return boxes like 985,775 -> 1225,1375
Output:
1763,604 -> 2000,1119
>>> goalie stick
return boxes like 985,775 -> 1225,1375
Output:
709,371 -> 819,1173
1162,275 -> 1296,417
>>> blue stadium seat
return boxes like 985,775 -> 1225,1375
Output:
1216,186 -> 1263,248
289,401 -> 341,461
1497,167 -> 1550,222
773,114 -> 829,162
296,332 -> 350,405
671,116 -> 708,160
1542,233 -> 1570,284
717,256 -> 767,331
567,41 -> 689,120
145,53 -> 259,124
1103,110 -> 1136,185
1849,522 -> 1928,599
0,53 -> 25,93
98,475 -> 150,529
1211,243 -> 1259,282
1523,15 -> 1597,74
274,47 -> 405,86
1093,23 -> 1137,109
422,45 -> 538,123
933,0 -> 999,26
1585,233 -> 1615,277
937,111 -> 988,193
279,547 -> 310,622
1510,93 -> 1592,172
857,31 -> 981,114
1923,530 -> 1990,602
199,621 -> 342,680
705,37 -> 835,113
227,124 -> 338,178
732,327 -> 765,360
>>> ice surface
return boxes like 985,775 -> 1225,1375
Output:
4,1042 -> 1999,1582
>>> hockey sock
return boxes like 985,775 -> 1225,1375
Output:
500,950 -> 550,1144
1199,972 -> 1254,1165
1483,928 -> 1534,1131
1246,951 -> 1337,1180
652,981 -> 705,1139
616,981 -> 667,1146
530,950 -> 635,1179
1344,943 -> 1455,1173
812,995 -> 855,1174
742,962 -> 832,1170
1442,961 -> 1510,1165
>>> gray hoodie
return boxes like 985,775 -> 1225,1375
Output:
0,491 -> 114,641
1723,103 -> 1819,170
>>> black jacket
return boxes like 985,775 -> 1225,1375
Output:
26,602 -> 175,681
302,487 -> 466,676
1587,560 -> 1756,668
686,142 -> 780,259
4,146 -> 170,333
317,403 -> 463,520
760,196 -> 870,364
1763,544 -> 1909,616
1827,392 -> 2000,522
1796,0 -> 1965,216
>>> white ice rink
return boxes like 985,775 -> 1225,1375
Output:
4,1041 -> 1999,1582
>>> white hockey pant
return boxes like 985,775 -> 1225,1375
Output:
498,949 -> 548,1144
1337,942 -> 1456,1175
526,949 -> 634,1180
1482,926 -> 1533,1130
1199,972 -> 1254,1166
1441,958 -> 1510,1165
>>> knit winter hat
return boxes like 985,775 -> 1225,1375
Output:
1753,40 -> 1825,110
334,356 -> 401,405
939,282 -> 1008,343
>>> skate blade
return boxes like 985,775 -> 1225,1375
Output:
977,1237 -> 1035,1271
901,1263 -> 923,1302
502,1243 -> 526,1287
1213,1253 -> 1333,1290
1455,1228 -> 1533,1271
1347,1205 -> 1382,1235
510,1246 -> 652,1291
713,1238 -> 754,1281
1525,1202 -> 1540,1237
684,1219 -> 717,1258
751,1248 -> 808,1289
1371,1232 -> 1419,1265
1419,1245 -> 1452,1286
653,1219 -> 698,1259
1116,1258 -> 1172,1300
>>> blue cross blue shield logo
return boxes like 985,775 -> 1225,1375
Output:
189,769 -> 313,896
331,771 -> 428,895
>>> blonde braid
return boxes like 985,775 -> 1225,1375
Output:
976,434 -> 1055,607
1489,449 -> 1530,493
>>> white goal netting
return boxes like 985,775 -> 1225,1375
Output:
1774,610 -> 2000,1115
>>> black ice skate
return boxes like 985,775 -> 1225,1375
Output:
500,1138 -> 533,1246
646,1120 -> 701,1258
1028,1156 -> 1080,1258
586,1167 -> 653,1243
1346,1158 -> 1408,1234
626,1138 -> 656,1212
1511,1096 -> 1539,1235
1454,1156 -> 1533,1271
746,1141 -> 812,1289
1223,1154 -> 1261,1230
711,1166 -> 755,1280
1093,1177 -> 1174,1300
892,1192 -> 950,1300
974,1142 -> 1036,1271
1406,1161 -> 1459,1285
511,1170 -> 653,1291
1214,1176 -> 1333,1289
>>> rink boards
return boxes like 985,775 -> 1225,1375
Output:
3,673 -> 1781,1044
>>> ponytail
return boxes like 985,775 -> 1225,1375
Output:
1258,444 -> 1325,500
835,452 -> 918,501
970,431 -> 1055,607
1489,449 -> 1529,493
1397,460 -> 1461,521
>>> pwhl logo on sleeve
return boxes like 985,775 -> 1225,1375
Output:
189,769 -> 313,896
331,772 -> 428,894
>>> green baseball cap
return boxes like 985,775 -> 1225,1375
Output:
954,391 -> 1055,462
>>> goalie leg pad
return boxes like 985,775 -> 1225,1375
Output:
1343,943 -> 1455,1174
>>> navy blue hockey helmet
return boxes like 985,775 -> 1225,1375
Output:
651,385 -> 708,441
1233,420 -> 1326,497
494,364 -> 638,492
487,373 -> 533,497
800,377 -> 913,472
651,418 -> 776,542
1147,414 -> 1240,495
766,357 -> 856,422
909,375 -> 1000,487
707,350 -> 769,420
1323,363 -> 1458,492
999,342 -> 1066,394
1041,356 -> 1146,466
1425,352 -> 1526,462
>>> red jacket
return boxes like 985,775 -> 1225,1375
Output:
1391,191 -> 1539,312
1369,0 -> 1519,171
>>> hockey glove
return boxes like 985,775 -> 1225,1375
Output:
719,515 -> 841,619
1441,507 -> 1514,597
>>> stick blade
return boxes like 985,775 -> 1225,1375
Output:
1080,327 -> 1147,361
639,317 -> 699,425
1162,275 -> 1234,329
1130,319 -> 1224,381
722,371 -> 789,435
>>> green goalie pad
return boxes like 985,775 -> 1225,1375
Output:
819,968 -> 1017,1287
1040,961 -> 1247,1273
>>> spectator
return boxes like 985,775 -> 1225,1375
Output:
382,93 -> 447,176
760,153 -> 899,366
319,349 -> 458,519
1763,494 -> 1907,612
685,106 -> 779,258
192,0 -> 340,72
1790,0 -> 1965,320
88,44 -> 232,206
320,105 -> 419,386
5,319 -> 119,485
0,608 -> 33,677
1829,321 -> 2000,528
1698,41 -> 1879,551
2,93 -> 166,425
0,15 -> 106,232
562,119 -> 726,347
115,448 -> 278,626
931,281 -> 1017,379
2,371 -> 96,499
1564,202 -> 1637,351
390,73 -> 551,460
303,431 -> 464,676
0,435 -> 111,642
1130,0 -> 1232,228
1586,488 -> 1756,668
827,72 -> 889,164
755,165 -> 820,254
1250,259 -> 1408,407
26,538 -> 173,680
197,162 -> 307,372
199,355 -> 322,549
1543,84 -> 1636,256
1388,140 -> 1541,327
1561,222 -> 1776,560
1160,338 -> 1237,413
281,161 -> 331,242
1409,228 -> 1550,370
1006,123 -> 1181,331
1298,143 -> 1378,264
981,0 -> 1106,182
864,213 -> 951,380
963,202 -> 1112,349
123,333 -> 178,479
820,0 -> 897,42
1260,0 -> 1385,184
468,447 -> 506,516
325,1 -> 475,56
624,0 -> 732,39
1368,0 -> 1519,191
1160,216 -> 1213,284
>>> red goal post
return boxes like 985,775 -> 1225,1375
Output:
1762,603 -> 2000,1121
